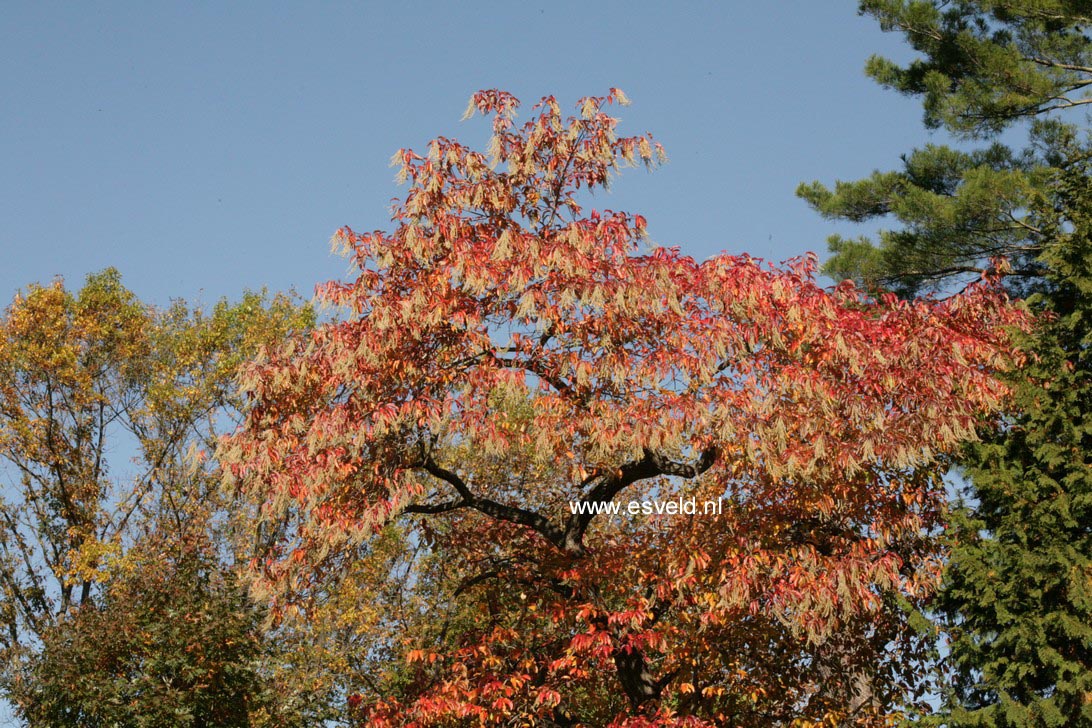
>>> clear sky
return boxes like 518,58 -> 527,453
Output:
1,1 -> 939,312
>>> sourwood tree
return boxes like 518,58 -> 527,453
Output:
222,90 -> 1026,727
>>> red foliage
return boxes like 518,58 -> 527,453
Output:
222,90 -> 1026,726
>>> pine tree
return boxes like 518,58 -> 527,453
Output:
798,1 -> 1091,297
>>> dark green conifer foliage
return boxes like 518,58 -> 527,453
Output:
859,0 -> 1092,138
798,139 -> 1054,296
937,163 -> 1092,726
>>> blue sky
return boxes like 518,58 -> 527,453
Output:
1,1 -> 937,311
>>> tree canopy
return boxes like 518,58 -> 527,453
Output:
0,270 -> 318,725
222,90 -> 1026,726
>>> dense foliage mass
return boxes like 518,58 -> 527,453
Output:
221,90 -> 1025,726
936,162 -> 1092,727
19,539 -> 265,726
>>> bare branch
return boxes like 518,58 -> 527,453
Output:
420,457 -> 568,550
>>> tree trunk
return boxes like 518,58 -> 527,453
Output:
613,644 -> 661,710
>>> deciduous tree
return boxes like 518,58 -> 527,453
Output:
222,90 -> 1026,726
17,531 -> 266,727
0,270 -> 315,724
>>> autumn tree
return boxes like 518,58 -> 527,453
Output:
0,270 -> 316,725
234,519 -> 433,726
222,90 -> 1026,727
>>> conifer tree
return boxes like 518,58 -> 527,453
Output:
935,157 -> 1092,727
798,1 -> 1091,297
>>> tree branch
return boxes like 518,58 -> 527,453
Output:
409,444 -> 716,558
401,499 -> 466,515
563,447 -> 717,554
420,457 -> 568,550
